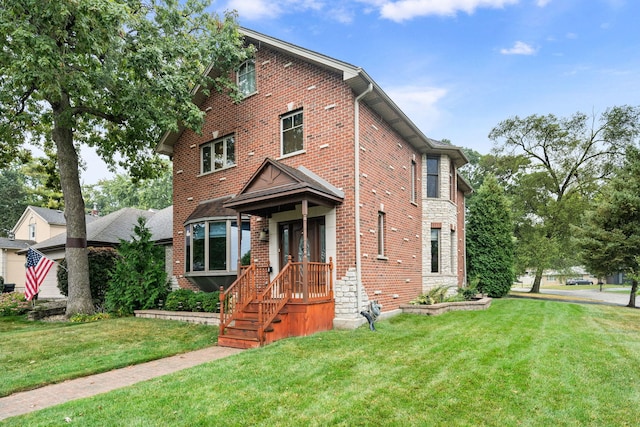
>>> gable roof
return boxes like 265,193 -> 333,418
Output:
0,237 -> 34,250
11,206 -> 98,234
156,27 -> 468,167
31,208 -> 156,252
146,205 -> 173,244
222,158 -> 344,217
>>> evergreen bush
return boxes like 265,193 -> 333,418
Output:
105,217 -> 170,315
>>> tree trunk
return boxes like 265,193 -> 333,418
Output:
627,279 -> 637,308
529,266 -> 543,293
51,95 -> 94,316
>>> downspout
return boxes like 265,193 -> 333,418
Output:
355,82 -> 373,314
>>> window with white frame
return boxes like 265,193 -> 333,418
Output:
237,60 -> 256,96
184,219 -> 250,274
281,110 -> 304,156
28,223 -> 36,240
378,211 -> 386,257
201,135 -> 235,174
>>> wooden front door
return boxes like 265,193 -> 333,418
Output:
279,218 -> 326,269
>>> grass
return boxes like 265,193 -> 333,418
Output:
0,316 -> 218,397
5,298 -> 640,426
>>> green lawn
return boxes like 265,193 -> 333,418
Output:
0,316 -> 218,397
5,298 -> 640,426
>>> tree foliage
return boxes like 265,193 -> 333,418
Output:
488,107 -> 640,292
105,217 -> 169,315
0,166 -> 30,237
575,146 -> 640,307
0,0 -> 250,315
466,175 -> 515,298
83,161 -> 172,216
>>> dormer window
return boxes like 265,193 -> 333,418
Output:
237,60 -> 256,97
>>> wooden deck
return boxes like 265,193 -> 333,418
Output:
218,259 -> 334,348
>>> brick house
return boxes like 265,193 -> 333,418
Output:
156,28 -> 471,347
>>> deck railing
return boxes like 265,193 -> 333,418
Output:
219,264 -> 257,334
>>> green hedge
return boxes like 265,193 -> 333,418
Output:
163,289 -> 220,313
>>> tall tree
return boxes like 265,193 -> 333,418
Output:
466,175 -> 515,297
83,162 -> 172,216
0,0 -> 250,315
488,107 -> 640,293
0,167 -> 30,237
575,146 -> 640,307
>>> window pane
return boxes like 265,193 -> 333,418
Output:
431,229 -> 439,273
282,112 -> 303,155
427,156 -> 439,198
378,212 -> 385,256
231,221 -> 251,269
185,225 -> 191,272
192,223 -> 205,271
427,179 -> 438,198
209,222 -> 226,270
238,60 -> 256,96
226,136 -> 235,167
202,145 -> 211,173
214,140 -> 224,171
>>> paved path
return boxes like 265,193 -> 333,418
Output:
0,346 -> 243,421
511,286 -> 635,307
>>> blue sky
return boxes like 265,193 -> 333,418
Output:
82,0 -> 639,184
218,0 -> 639,154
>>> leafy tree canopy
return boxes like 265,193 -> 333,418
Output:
487,107 -> 640,292
0,0 -> 251,315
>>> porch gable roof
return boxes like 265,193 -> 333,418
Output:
223,158 -> 344,216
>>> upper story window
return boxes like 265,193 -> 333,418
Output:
411,160 -> 417,203
237,60 -> 256,97
449,161 -> 456,201
426,156 -> 440,198
281,110 -> 304,156
201,135 -> 235,174
28,223 -> 36,240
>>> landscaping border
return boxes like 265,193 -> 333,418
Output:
400,297 -> 492,316
134,309 -> 220,326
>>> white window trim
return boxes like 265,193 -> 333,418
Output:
200,134 -> 236,174
237,59 -> 257,97
280,110 -> 304,157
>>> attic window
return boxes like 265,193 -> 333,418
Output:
237,59 -> 256,97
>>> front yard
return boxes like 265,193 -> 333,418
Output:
4,298 -> 640,426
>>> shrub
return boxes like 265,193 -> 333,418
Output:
57,247 -> 119,310
0,292 -> 30,316
410,286 -> 451,305
106,217 -> 170,315
163,289 -> 220,313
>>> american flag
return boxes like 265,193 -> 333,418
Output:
25,248 -> 55,301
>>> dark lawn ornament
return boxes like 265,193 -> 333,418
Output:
360,300 -> 382,331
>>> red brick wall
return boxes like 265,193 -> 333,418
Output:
172,45 -> 357,288
356,104 -> 423,310
171,43 -> 434,310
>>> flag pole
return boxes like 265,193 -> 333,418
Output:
28,246 -> 67,272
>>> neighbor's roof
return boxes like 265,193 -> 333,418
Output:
0,237 -> 34,250
30,208 -> 156,252
11,205 -> 98,233
155,27 -> 468,167
146,205 -> 173,243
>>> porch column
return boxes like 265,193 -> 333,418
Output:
236,211 -> 242,277
302,199 -> 308,303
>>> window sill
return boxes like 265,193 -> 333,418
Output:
198,163 -> 237,177
277,150 -> 306,160
376,255 -> 389,261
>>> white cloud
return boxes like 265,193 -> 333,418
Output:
500,41 -> 537,55
373,0 -> 519,22
385,85 -> 448,131
536,0 -> 551,6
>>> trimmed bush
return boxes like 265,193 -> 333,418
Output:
163,289 -> 220,313
57,247 -> 119,309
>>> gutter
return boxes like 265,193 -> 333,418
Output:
354,82 -> 373,314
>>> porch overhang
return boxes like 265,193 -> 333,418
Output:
223,158 -> 344,216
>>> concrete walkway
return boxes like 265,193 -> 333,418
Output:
511,286 -> 636,307
0,346 -> 243,421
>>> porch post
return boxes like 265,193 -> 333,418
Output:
237,211 -> 242,277
302,199 -> 308,303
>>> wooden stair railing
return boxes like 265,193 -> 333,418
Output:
219,263 -> 257,335
256,257 -> 295,344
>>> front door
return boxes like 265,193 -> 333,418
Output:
279,218 -> 325,269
